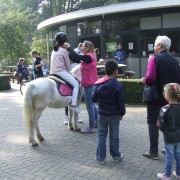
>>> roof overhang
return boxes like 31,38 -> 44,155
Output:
37,0 -> 180,30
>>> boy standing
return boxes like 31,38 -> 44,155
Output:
30,50 -> 44,79
92,61 -> 126,164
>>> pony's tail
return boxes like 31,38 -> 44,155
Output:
23,83 -> 35,133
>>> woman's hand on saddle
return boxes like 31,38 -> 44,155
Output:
141,77 -> 145,84
63,43 -> 71,49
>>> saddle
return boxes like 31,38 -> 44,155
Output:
48,74 -> 73,96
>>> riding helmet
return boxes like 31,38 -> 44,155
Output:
55,32 -> 67,45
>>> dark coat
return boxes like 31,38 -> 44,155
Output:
92,77 -> 126,116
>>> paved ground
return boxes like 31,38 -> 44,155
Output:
0,82 -> 171,180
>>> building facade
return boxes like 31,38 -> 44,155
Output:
38,0 -> 180,78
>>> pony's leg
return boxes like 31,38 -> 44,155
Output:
73,111 -> 81,131
72,86 -> 83,131
34,110 -> 44,142
68,108 -> 74,130
29,119 -> 38,146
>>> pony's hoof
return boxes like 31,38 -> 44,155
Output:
32,142 -> 39,147
38,137 -> 44,141
29,139 -> 39,146
75,128 -> 81,132
69,127 -> 74,130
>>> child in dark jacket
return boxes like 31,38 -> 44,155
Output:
157,83 -> 180,180
92,60 -> 126,165
17,58 -> 28,84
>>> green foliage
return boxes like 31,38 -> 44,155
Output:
0,63 -> 2,72
0,75 -> 11,91
0,0 -> 38,65
118,79 -> 144,104
0,0 -> 139,68
31,38 -> 47,59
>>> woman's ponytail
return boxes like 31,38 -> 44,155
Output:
54,44 -> 59,51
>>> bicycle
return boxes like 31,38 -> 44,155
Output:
20,71 -> 49,95
20,68 -> 35,95
20,79 -> 31,95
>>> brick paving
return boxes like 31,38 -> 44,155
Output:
0,82 -> 168,180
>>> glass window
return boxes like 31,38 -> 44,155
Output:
52,30 -> 58,39
58,25 -> 66,33
77,22 -> 88,36
104,20 -> 119,34
141,30 -> 161,57
140,16 -> 161,30
166,30 -> 180,54
122,33 -> 139,56
163,13 -> 180,28
120,17 -> 139,31
89,21 -> 102,34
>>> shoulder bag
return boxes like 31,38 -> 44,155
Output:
143,83 -> 158,103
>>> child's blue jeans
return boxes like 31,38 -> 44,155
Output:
96,114 -> 121,161
165,142 -> 180,177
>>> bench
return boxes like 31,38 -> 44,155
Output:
125,71 -> 135,79
0,72 -> 19,84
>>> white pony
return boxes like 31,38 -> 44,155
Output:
23,77 -> 83,146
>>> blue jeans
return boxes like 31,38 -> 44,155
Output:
84,85 -> 98,129
96,114 -> 121,161
165,142 -> 180,177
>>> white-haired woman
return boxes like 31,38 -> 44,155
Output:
141,35 -> 180,160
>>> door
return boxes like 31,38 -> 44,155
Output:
121,32 -> 140,57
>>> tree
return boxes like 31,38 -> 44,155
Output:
38,0 -> 130,20
31,38 -> 47,60
0,0 -> 37,65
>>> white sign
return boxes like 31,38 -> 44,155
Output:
148,44 -> 154,51
128,42 -> 133,50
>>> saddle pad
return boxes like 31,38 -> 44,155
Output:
59,84 -> 72,96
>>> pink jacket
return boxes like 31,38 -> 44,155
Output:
50,47 -> 71,74
81,53 -> 98,87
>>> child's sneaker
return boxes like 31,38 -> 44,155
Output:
173,171 -> 180,179
157,173 -> 171,180
64,115 -> 69,125
95,156 -> 105,165
113,153 -> 124,162
81,127 -> 95,133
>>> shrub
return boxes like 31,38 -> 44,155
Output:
118,79 -> 144,104
0,75 -> 11,91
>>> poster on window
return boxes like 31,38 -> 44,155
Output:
106,42 -> 117,52
148,44 -> 153,51
128,42 -> 133,50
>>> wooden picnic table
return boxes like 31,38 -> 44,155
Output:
97,64 -> 127,78
3,66 -> 17,72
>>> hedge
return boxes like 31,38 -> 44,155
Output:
0,75 -> 11,91
0,76 -> 144,104
118,79 -> 144,104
